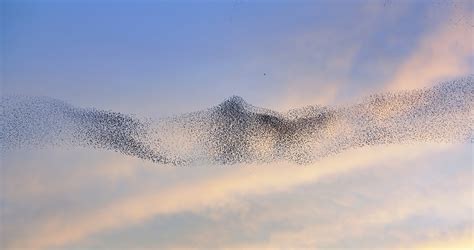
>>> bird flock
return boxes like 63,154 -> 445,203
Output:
1,77 -> 472,166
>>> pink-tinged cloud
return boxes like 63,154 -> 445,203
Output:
4,144 -> 454,249
387,6 -> 473,90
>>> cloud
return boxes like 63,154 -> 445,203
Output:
1,149 -> 140,202
411,229 -> 473,250
202,145 -> 472,249
387,4 -> 473,90
3,144 -> 455,249
260,172 -> 471,249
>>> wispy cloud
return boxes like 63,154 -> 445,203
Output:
387,4 -> 473,90
3,144 -> 455,249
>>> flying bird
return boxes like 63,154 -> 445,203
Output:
1,76 -> 472,166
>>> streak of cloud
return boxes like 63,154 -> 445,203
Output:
3,144 -> 455,249
387,5 -> 473,90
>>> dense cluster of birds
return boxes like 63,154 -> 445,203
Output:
1,76 -> 472,166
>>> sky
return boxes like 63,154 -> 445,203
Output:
1,0 -> 473,249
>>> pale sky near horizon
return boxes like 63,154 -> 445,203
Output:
1,0 -> 473,249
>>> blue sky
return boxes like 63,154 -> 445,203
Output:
4,0 -> 461,114
1,0 -> 473,249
